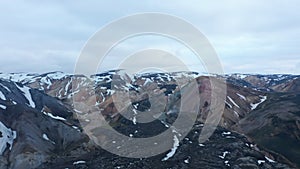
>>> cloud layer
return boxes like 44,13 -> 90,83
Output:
0,0 -> 299,74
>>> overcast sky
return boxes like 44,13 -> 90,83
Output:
0,0 -> 300,74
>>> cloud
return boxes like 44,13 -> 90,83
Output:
0,0 -> 299,74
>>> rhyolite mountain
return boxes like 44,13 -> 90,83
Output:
0,71 -> 299,169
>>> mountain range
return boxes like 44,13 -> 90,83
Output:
0,71 -> 299,169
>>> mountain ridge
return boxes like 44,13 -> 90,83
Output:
0,70 -> 299,169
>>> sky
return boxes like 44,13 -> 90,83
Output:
0,0 -> 300,75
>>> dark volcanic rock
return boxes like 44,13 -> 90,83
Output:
235,93 -> 300,168
0,79 -> 88,169
38,123 -> 293,169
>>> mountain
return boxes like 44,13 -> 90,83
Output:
225,74 -> 300,92
0,71 -> 299,169
234,92 -> 300,167
271,78 -> 300,93
0,78 -> 87,169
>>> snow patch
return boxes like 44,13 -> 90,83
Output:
132,109 -> 137,125
227,96 -> 240,108
0,121 -> 17,155
0,91 -> 6,100
184,158 -> 190,164
225,136 -> 236,139
0,84 -> 11,92
43,111 -> 66,121
251,96 -> 267,110
74,109 -> 83,114
132,116 -> 137,125
65,79 -> 72,95
225,101 -> 232,108
16,84 -> 36,108
0,104 -> 7,109
144,78 -> 153,85
236,93 -> 246,100
234,111 -> 239,117
0,73 -> 37,83
219,151 -> 230,159
40,77 -> 52,89
73,161 -> 86,165
42,133 -> 55,144
265,156 -> 275,163
222,132 -> 231,135
162,135 -> 180,161
107,89 -> 115,95
236,74 -> 248,79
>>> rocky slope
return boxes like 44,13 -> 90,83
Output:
235,92 -> 300,168
39,123 -> 291,169
0,79 -> 87,169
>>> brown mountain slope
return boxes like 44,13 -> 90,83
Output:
234,93 -> 300,168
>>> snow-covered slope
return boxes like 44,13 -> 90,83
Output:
0,121 -> 16,155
